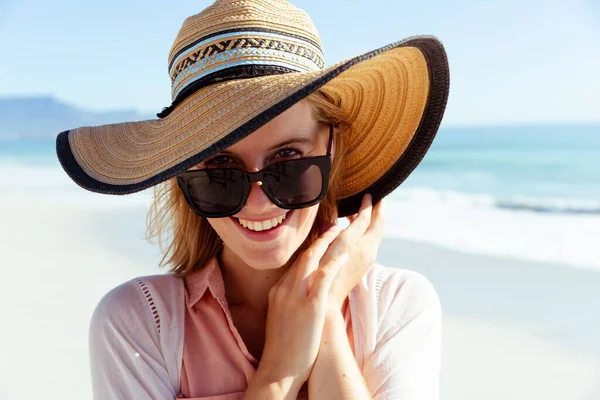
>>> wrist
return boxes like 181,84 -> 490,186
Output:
324,307 -> 345,334
326,295 -> 349,319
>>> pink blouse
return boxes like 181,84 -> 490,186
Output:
177,257 -> 354,399
89,259 -> 441,399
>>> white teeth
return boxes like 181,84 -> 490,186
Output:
237,213 -> 288,231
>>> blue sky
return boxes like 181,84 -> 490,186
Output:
0,0 -> 599,126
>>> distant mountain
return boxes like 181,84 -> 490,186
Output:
0,96 -> 154,140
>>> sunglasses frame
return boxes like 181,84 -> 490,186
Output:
177,124 -> 334,218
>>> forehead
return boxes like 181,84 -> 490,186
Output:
220,99 -> 319,153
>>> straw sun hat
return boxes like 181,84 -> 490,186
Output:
55,0 -> 449,217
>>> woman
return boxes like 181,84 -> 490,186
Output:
56,0 -> 449,398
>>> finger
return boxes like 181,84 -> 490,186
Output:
294,225 -> 340,282
308,253 -> 348,301
368,198 -> 385,232
323,195 -> 372,268
291,225 -> 341,293
344,193 -> 373,236
366,197 -> 385,240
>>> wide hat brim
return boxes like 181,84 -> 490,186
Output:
56,35 -> 449,217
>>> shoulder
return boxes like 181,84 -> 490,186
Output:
91,273 -> 184,334
89,274 -> 184,397
357,263 -> 441,326
92,273 -> 182,314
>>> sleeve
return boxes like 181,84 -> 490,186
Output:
89,279 -> 178,400
361,270 -> 442,400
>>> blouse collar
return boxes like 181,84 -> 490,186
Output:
184,257 -> 227,307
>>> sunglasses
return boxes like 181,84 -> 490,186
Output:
177,124 -> 334,218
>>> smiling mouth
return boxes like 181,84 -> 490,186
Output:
236,212 -> 288,232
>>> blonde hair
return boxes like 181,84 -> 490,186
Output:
146,89 -> 351,276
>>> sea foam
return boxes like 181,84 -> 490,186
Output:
383,188 -> 600,270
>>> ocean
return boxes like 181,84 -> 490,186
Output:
2,124 -> 599,269
402,124 -> 600,213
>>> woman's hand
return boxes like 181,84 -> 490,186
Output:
321,194 -> 385,312
256,226 -> 349,392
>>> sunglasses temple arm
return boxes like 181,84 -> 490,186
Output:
326,123 -> 334,155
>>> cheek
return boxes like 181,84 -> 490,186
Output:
206,217 -> 233,243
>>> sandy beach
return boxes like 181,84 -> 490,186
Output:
1,186 -> 599,400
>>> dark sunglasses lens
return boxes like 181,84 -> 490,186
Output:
266,160 -> 324,206
187,170 -> 246,215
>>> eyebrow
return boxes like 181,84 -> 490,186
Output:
267,137 -> 314,151
214,137 -> 314,156
196,136 -> 315,168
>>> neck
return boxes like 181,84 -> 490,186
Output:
218,246 -> 294,316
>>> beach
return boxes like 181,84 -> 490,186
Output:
378,240 -> 600,399
1,183 -> 598,400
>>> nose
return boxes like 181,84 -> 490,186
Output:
243,181 -> 276,213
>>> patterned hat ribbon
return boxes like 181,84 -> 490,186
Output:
157,1 -> 327,118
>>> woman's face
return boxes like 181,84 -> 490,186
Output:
192,99 -> 331,270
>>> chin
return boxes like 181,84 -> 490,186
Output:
243,246 -> 298,270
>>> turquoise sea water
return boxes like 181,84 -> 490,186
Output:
405,125 -> 600,197
401,124 -> 600,213
2,124 -> 599,213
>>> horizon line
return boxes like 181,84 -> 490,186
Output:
1,94 -> 599,129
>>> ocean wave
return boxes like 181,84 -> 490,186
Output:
392,188 -> 600,215
384,190 -> 600,270
495,198 -> 600,215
